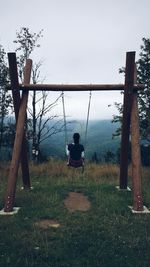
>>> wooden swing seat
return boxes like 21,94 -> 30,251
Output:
67,158 -> 84,168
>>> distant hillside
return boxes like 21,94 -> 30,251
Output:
41,120 -> 121,161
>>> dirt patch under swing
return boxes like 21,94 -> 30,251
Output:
64,192 -> 91,212
34,192 -> 91,228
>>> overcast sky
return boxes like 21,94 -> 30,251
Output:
0,0 -> 150,120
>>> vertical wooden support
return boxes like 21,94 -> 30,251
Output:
119,52 -> 135,189
8,53 -> 31,189
130,66 -> 143,211
4,59 -> 32,212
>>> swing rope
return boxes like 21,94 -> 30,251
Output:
84,90 -> 92,147
61,91 -> 68,146
62,90 -> 92,148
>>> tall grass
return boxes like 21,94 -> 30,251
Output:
0,160 -> 150,267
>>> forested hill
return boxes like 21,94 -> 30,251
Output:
42,120 -> 121,161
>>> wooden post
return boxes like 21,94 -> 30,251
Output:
8,53 -> 31,189
130,66 -> 143,211
4,59 -> 32,212
119,52 -> 135,189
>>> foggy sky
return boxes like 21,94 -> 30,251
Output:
0,0 -> 150,119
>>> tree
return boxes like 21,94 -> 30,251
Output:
137,38 -> 150,142
0,44 -> 12,155
13,27 -> 43,161
112,38 -> 150,165
27,91 -> 64,161
92,152 -> 98,163
113,38 -> 150,140
14,27 -> 43,81
104,150 -> 115,163
13,27 -> 64,162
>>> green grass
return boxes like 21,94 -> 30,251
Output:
0,161 -> 150,267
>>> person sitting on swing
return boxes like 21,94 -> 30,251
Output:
66,133 -> 85,168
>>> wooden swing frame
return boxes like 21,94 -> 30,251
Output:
2,51 -> 145,213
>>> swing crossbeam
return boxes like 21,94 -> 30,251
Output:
6,83 -> 144,91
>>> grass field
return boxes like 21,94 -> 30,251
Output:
0,160 -> 150,267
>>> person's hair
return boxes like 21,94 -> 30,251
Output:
73,132 -> 80,144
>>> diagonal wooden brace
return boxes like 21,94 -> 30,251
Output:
4,59 -> 32,212
8,53 -> 31,189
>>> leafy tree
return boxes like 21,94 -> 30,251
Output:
115,38 -> 150,139
0,45 -> 12,154
137,38 -> 150,142
141,144 -> 150,166
112,38 -> 150,165
112,101 -> 123,138
104,150 -> 115,163
91,152 -> 98,163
